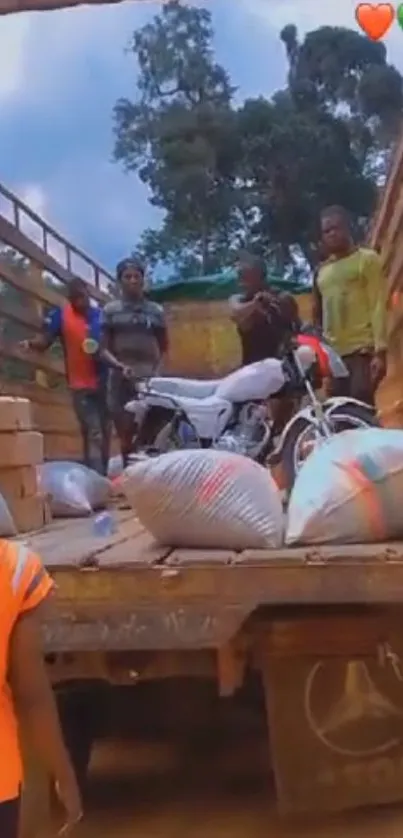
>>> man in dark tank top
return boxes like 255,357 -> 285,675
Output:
229,256 -> 297,364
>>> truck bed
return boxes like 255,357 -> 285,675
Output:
13,511 -> 403,653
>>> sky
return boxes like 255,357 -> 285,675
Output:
1,0 -> 403,276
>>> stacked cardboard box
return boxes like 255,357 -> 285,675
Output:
0,397 -> 51,532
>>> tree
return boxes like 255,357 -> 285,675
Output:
281,25 -> 403,175
235,25 -> 403,270
113,0 -> 241,275
236,95 -> 376,270
113,9 -> 403,278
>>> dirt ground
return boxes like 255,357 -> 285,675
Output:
71,682 -> 403,838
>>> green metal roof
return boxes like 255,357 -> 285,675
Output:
149,268 -> 309,303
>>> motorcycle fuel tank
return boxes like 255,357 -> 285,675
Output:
215,358 -> 287,402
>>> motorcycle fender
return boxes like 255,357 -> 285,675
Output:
276,405 -> 321,452
323,397 -> 376,415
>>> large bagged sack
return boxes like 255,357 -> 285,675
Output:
0,492 -> 16,536
122,449 -> 283,550
38,462 -> 111,517
286,428 -> 403,545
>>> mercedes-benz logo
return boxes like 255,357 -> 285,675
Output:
304,659 -> 403,757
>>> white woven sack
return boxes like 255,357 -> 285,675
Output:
122,449 -> 283,550
286,428 -> 403,545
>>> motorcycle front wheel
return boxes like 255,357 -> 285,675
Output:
281,402 -> 379,490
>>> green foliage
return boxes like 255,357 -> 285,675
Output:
113,4 -> 403,277
113,0 -> 240,275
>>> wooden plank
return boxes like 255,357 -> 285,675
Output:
38,555 -> 403,615
0,214 -> 108,303
97,526 -> 171,567
237,542 -> 403,565
0,337 -> 65,376
16,510 -> 136,568
0,181 -> 113,292
166,548 -> 238,566
261,638 -> 403,814
0,0 -> 131,15
254,611 -> 395,657
0,255 -> 63,307
370,133 -> 403,247
0,379 -> 71,407
0,294 -> 41,331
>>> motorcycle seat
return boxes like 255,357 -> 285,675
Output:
147,376 -> 219,398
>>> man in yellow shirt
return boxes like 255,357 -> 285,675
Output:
314,206 -> 387,405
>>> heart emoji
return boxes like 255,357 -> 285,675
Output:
355,3 -> 395,40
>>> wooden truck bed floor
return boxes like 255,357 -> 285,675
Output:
16,512 -> 403,819
16,507 -> 403,598
12,509 -> 403,653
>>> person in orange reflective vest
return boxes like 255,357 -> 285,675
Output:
0,540 -> 81,838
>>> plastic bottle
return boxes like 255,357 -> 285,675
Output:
92,510 -> 117,537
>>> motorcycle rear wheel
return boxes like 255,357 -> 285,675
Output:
281,402 -> 378,490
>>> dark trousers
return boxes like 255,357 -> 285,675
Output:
0,797 -> 20,838
330,351 -> 376,406
71,388 -> 111,475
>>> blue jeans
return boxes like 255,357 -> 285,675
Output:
71,388 -> 110,475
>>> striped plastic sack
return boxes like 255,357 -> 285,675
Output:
122,449 -> 283,550
286,428 -> 403,545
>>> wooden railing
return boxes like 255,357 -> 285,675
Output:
370,132 -> 403,426
0,182 -> 114,460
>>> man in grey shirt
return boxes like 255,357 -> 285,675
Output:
100,259 -> 168,465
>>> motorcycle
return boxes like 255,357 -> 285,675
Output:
125,336 -> 379,488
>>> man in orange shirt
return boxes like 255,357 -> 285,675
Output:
0,540 -> 81,837
21,278 -> 110,474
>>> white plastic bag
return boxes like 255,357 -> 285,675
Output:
0,492 -> 17,536
38,462 -> 111,518
123,449 -> 283,550
286,428 -> 403,545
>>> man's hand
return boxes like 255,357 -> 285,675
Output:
18,339 -> 31,353
255,291 -> 272,306
56,770 -> 83,835
121,365 -> 134,380
370,351 -> 387,388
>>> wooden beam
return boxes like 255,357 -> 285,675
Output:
0,215 -> 108,304
0,0 -> 127,14
0,338 -> 65,376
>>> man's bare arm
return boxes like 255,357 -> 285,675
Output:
9,606 -> 82,829
229,295 -> 259,329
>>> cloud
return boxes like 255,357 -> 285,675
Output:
0,16 -> 30,101
0,2 -> 160,271
1,0 -> 402,276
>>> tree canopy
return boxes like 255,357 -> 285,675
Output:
113,1 -> 403,279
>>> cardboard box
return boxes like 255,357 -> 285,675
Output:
0,466 -> 38,504
8,493 -> 51,533
0,397 -> 32,432
0,432 -> 43,467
